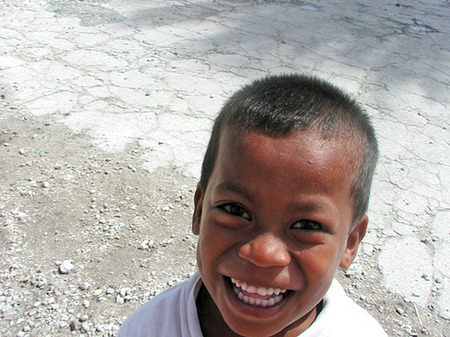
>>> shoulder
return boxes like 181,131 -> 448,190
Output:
302,279 -> 388,337
118,273 -> 203,337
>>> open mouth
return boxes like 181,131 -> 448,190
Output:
226,276 -> 291,308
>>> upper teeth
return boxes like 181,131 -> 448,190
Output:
231,277 -> 287,296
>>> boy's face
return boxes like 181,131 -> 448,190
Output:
193,129 -> 368,337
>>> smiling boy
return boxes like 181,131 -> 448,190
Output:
118,74 -> 387,336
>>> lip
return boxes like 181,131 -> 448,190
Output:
222,275 -> 292,318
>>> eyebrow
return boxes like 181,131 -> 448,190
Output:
215,181 -> 250,197
215,182 -> 334,214
291,202 -> 334,215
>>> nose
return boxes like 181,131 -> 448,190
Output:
238,232 -> 291,268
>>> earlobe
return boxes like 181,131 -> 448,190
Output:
192,183 -> 204,235
339,215 -> 368,270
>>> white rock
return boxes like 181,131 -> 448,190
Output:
93,289 -> 103,296
138,240 -> 148,250
58,260 -> 74,274
81,322 -> 90,332
119,288 -> 130,297
79,282 -> 90,291
58,321 -> 68,328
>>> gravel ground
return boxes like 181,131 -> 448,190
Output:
1,93 -> 449,337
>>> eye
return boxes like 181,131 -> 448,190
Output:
290,220 -> 328,232
219,203 -> 252,221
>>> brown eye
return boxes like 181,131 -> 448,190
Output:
290,220 -> 327,232
220,203 -> 252,221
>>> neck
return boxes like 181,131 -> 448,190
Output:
196,284 -> 241,337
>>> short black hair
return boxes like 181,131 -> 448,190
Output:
200,74 -> 378,225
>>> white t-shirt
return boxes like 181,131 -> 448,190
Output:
118,272 -> 387,337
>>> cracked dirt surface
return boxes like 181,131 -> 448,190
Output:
1,0 -> 449,336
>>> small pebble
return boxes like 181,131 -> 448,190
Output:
93,289 -> 103,296
69,320 -> 81,331
396,307 -> 405,315
58,260 -> 74,274
139,241 -> 148,250
81,322 -> 90,332
58,321 -> 68,329
119,288 -> 130,297
79,282 -> 90,291
79,314 -> 88,322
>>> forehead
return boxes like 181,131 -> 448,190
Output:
223,127 -> 358,166
214,128 -> 359,197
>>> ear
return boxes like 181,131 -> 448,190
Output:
339,215 -> 368,270
192,183 -> 204,235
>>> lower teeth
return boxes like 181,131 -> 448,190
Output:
232,285 -> 283,307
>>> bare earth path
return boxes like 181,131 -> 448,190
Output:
0,1 -> 449,336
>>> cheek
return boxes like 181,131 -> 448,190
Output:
197,222 -> 241,268
196,224 -> 223,269
196,241 -> 203,270
294,243 -> 343,278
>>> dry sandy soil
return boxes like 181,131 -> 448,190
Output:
1,96 -> 448,336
